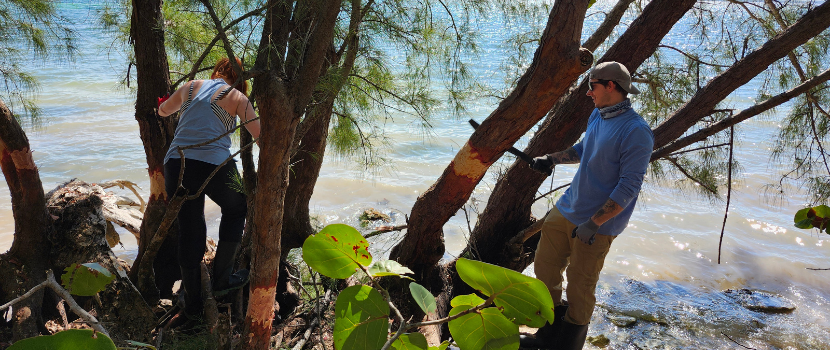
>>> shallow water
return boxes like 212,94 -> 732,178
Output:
2,1 -> 828,348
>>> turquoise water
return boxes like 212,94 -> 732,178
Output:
1,1 -> 829,348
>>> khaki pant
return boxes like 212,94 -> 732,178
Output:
535,206 -> 616,325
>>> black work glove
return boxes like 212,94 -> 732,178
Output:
530,155 -> 554,175
572,219 -> 599,245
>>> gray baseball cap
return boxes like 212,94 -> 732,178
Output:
589,61 -> 640,95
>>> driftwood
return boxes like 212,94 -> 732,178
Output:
46,179 -> 156,341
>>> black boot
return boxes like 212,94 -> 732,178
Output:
519,304 -> 569,349
165,266 -> 203,332
212,241 -> 249,297
557,320 -> 589,350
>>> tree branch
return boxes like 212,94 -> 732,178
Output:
583,0 -> 635,52
718,125 -> 735,264
665,157 -> 719,195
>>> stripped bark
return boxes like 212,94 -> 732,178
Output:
390,0 -> 594,280
241,0 -> 341,348
0,98 -> 53,341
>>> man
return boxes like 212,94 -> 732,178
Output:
521,62 -> 653,350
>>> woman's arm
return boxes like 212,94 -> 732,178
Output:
158,82 -> 191,117
235,94 -> 261,140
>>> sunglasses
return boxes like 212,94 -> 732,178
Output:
588,79 -> 612,91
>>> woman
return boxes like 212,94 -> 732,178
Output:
157,57 -> 260,329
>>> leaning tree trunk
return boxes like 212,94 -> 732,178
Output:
241,1 -> 341,348
463,0 -> 698,274
128,0 -> 179,304
0,98 -> 53,341
651,0 -> 830,150
390,0 -> 594,282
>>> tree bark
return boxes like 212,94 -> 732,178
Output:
390,0 -> 594,281
128,0 -> 179,304
462,0 -> 698,273
281,101 -> 333,251
0,98 -> 53,341
241,1 -> 341,348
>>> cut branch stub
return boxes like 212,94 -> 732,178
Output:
302,224 -> 372,279
455,258 -> 555,328
334,285 -> 390,350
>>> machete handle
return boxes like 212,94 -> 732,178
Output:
468,119 -> 552,176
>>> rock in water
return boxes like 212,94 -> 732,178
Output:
724,289 -> 796,313
606,313 -> 637,327
587,334 -> 610,348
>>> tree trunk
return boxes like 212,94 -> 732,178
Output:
390,0 -> 594,281
127,0 -> 179,304
0,98 -> 53,341
241,1 -> 340,347
651,0 -> 830,150
463,0 -> 698,274
281,100 -> 333,252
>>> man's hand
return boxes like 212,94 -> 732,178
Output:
530,155 -> 554,174
572,219 -> 599,245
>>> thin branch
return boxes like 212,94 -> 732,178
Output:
718,125 -> 735,264
667,142 -> 730,157
666,157 -> 719,195
534,183 -> 572,202
659,44 -> 731,68
652,67 -> 830,161
200,0 -> 242,78
721,331 -> 757,349
364,225 -> 408,239
807,267 -> 830,271
583,0 -> 635,52
0,270 -> 109,336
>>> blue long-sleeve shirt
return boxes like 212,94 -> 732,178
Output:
555,108 -> 654,236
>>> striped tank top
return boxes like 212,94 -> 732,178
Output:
164,79 -> 237,166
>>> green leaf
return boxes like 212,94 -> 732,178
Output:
303,224 -> 372,279
795,218 -> 814,229
410,282 -> 437,315
448,305 -> 519,350
8,329 -> 116,350
369,260 -> 414,279
61,263 -> 115,296
456,258 -> 555,327
795,207 -> 811,226
451,293 -> 486,308
334,285 -> 389,350
391,333 -> 429,350
813,205 -> 830,218
428,341 -> 450,350
588,0 -> 597,9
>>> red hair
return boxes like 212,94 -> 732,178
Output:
211,57 -> 248,95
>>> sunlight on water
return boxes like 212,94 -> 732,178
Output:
1,1 -> 828,348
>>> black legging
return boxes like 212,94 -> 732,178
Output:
164,158 -> 246,270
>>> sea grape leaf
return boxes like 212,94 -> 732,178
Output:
451,293 -> 486,308
8,329 -> 116,350
61,263 -> 115,296
334,285 -> 389,350
456,258 -> 555,327
409,282 -> 437,314
429,341 -> 450,350
303,224 -> 372,279
448,305 -> 519,350
588,0 -> 597,9
369,259 -> 414,279
391,332 -> 429,350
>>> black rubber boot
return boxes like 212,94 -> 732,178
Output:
212,241 -> 249,297
557,320 -> 589,350
165,267 -> 203,332
519,304 -> 569,349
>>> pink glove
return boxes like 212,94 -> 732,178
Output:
157,93 -> 171,108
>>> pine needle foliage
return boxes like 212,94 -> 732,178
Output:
0,0 -> 76,121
